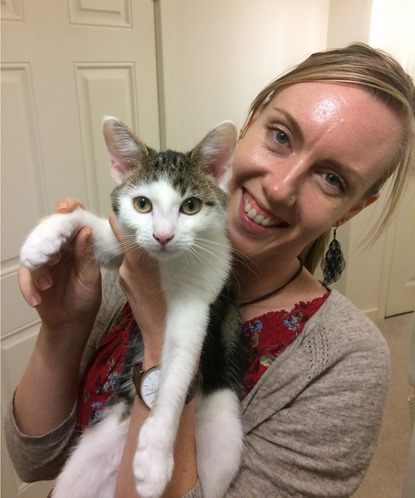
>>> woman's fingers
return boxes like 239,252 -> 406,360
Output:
108,214 -> 154,265
54,197 -> 85,213
108,213 -> 134,258
17,265 -> 45,308
72,227 -> 100,284
47,251 -> 62,266
108,213 -> 124,244
18,255 -> 63,307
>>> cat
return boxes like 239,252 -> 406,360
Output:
20,117 -> 248,498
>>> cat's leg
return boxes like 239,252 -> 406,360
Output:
20,208 -> 121,269
133,300 -> 209,498
52,404 -> 130,498
195,389 -> 244,498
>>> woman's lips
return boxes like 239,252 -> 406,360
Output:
242,189 -> 288,228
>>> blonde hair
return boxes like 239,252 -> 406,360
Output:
245,43 -> 415,272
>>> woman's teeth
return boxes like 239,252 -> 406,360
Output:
243,193 -> 281,227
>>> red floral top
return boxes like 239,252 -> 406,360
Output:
78,305 -> 136,429
78,293 -> 330,426
243,293 -> 330,396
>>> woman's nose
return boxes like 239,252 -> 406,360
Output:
262,160 -> 304,204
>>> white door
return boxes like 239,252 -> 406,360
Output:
385,27 -> 415,317
385,175 -> 415,317
1,1 -> 159,496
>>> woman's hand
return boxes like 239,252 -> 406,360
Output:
109,214 -> 166,368
18,198 -> 102,333
14,198 -> 102,435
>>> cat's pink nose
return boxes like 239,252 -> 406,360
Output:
153,234 -> 174,246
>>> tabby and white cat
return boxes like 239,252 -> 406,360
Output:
20,118 -> 248,498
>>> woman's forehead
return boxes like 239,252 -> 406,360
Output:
260,82 -> 403,188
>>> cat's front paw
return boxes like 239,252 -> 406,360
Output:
20,215 -> 75,269
133,417 -> 174,498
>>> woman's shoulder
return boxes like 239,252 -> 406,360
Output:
313,289 -> 387,343
300,289 -> 390,371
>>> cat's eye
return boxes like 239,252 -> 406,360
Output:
133,196 -> 152,213
180,197 -> 202,215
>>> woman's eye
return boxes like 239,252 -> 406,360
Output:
274,128 -> 289,145
133,196 -> 152,213
181,197 -> 202,215
323,173 -> 345,192
267,126 -> 291,149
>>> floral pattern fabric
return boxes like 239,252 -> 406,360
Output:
78,305 -> 136,429
78,294 -> 330,428
243,293 -> 330,396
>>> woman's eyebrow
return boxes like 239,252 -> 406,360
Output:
270,107 -> 304,142
319,158 -> 366,186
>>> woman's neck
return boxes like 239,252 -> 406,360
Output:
233,253 -> 300,302
233,253 -> 326,320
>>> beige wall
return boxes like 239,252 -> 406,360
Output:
157,0 -> 330,150
156,0 -> 415,320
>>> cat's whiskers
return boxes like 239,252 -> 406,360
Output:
191,238 -> 261,296
193,237 -> 230,260
80,233 -> 138,269
82,243 -> 121,269
229,250 -> 263,300
118,237 -> 160,266
180,245 -> 207,267
230,248 -> 260,277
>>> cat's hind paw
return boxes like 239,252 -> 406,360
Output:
20,214 -> 76,269
133,418 -> 174,498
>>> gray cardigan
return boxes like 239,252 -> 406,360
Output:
5,270 -> 390,497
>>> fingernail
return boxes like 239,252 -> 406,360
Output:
38,276 -> 52,291
48,253 -> 61,266
85,227 -> 93,241
56,202 -> 68,213
29,295 -> 40,307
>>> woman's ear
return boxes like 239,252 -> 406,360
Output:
336,193 -> 380,226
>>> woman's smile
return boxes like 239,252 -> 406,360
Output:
242,189 -> 288,229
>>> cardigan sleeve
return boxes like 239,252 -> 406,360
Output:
4,396 -> 78,482
4,269 -> 126,483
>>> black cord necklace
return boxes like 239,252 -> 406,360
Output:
239,258 -> 304,307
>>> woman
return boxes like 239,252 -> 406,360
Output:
6,43 -> 415,497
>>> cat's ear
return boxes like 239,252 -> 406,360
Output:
102,117 -> 152,184
190,121 -> 237,186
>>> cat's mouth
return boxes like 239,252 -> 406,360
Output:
243,190 -> 288,228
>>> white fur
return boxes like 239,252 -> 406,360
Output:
21,119 -> 242,498
131,201 -> 233,497
20,208 -> 121,269
52,404 -> 130,498
195,390 -> 244,497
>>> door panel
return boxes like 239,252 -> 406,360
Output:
1,1 -> 159,496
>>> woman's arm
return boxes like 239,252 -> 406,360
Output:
115,399 -> 198,498
13,199 -> 102,436
5,266 -> 125,483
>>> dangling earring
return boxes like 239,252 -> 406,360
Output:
321,224 -> 346,286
